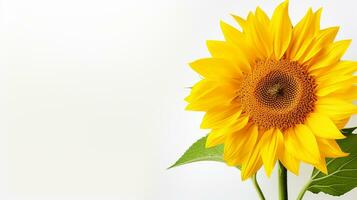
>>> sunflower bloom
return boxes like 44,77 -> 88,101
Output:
185,1 -> 357,180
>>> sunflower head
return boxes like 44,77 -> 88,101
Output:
186,0 -> 357,180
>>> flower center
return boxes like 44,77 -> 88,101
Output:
237,59 -> 317,131
255,71 -> 298,110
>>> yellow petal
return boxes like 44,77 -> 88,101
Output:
288,8 -> 314,60
241,134 -> 263,180
316,70 -> 352,87
233,12 -> 269,60
206,115 -> 249,148
284,125 -> 321,164
314,155 -> 328,174
270,0 -> 292,59
224,123 -> 258,165
185,82 -> 237,111
220,21 -> 244,45
228,115 -> 250,132
220,21 -> 256,64
316,98 -> 357,126
201,107 -> 241,129
184,79 -> 215,102
261,129 -> 283,177
317,97 -> 357,115
328,86 -> 357,102
233,9 -> 273,59
206,129 -> 226,148
220,22 -> 248,47
316,138 -> 348,158
232,14 -> 248,32
206,41 -> 251,73
330,61 -> 357,75
313,8 -> 323,33
310,60 -> 357,77
306,112 -> 346,139
292,8 -> 322,61
189,58 -> 242,80
185,81 -> 235,103
301,27 -> 339,63
279,143 -> 300,175
206,113 -> 249,147
317,76 -> 357,96
250,12 -> 273,58
335,118 -> 351,129
309,40 -> 351,71
255,7 -> 270,25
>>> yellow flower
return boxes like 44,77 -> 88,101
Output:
185,0 -> 357,180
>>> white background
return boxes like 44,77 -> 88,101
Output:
1,0 -> 357,199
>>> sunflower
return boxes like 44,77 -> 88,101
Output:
185,0 -> 357,180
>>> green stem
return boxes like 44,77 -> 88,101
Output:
278,162 -> 288,200
251,174 -> 266,200
296,181 -> 311,200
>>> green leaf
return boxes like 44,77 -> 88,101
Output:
341,126 -> 357,135
168,136 -> 225,169
307,130 -> 357,196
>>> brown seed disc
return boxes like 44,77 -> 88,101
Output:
237,59 -> 317,131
